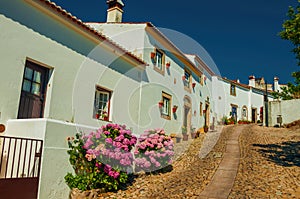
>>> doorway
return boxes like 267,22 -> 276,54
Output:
205,102 -> 210,127
183,96 -> 192,134
231,105 -> 237,122
18,60 -> 49,119
251,108 -> 257,123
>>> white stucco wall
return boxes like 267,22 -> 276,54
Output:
211,77 -> 268,123
88,23 -> 216,134
5,119 -> 97,199
268,99 -> 300,126
0,0 -> 145,136
87,23 -> 146,60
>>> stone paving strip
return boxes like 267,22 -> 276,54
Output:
198,125 -> 245,199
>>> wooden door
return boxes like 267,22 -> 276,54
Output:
18,61 -> 48,119
251,108 -> 257,123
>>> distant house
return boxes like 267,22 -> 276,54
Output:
212,76 -> 274,124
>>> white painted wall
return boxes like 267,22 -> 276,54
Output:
211,77 -> 268,123
88,23 -> 215,134
5,119 -> 97,199
268,99 -> 300,126
87,23 -> 146,60
0,1 -> 145,136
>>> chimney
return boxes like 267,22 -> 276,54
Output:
248,75 -> 255,87
106,0 -> 124,23
274,76 -> 280,92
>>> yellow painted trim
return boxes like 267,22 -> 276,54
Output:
26,57 -> 54,69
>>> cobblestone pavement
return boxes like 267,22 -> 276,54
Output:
97,127 -> 230,199
229,125 -> 300,198
93,125 -> 300,199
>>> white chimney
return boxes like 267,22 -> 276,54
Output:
248,75 -> 255,87
274,76 -> 280,92
106,0 -> 124,23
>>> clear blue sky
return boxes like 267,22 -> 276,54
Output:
52,0 -> 299,85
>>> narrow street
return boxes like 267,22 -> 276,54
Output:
94,124 -> 300,198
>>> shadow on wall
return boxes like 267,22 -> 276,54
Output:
253,141 -> 300,167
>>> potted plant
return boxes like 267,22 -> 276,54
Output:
190,126 -> 196,139
182,126 -> 188,141
166,61 -> 171,68
203,125 -> 209,133
172,105 -> 178,113
102,111 -> 108,121
150,52 -> 156,59
192,82 -> 196,88
158,101 -> 164,108
95,109 -> 101,119
175,135 -> 182,143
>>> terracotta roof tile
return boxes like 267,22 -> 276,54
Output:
35,0 -> 146,66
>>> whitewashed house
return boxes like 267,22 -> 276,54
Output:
0,0 -> 146,198
87,3 -> 218,134
212,76 -> 274,124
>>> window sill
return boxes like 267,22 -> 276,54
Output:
161,114 -> 171,120
153,66 -> 165,76
94,117 -> 110,121
184,86 -> 192,93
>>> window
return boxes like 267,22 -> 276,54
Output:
200,102 -> 203,116
161,92 -> 172,120
183,69 -> 191,91
155,50 -> 163,70
94,86 -> 112,121
230,84 -> 236,96
200,74 -> 204,85
153,48 -> 165,74
22,66 -> 42,96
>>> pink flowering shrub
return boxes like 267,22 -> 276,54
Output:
65,123 -> 137,191
134,128 -> 174,173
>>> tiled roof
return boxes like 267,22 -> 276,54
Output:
185,54 -> 216,76
86,22 -> 205,76
33,0 -> 147,66
222,77 -> 251,90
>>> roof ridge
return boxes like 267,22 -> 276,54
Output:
35,0 -> 146,66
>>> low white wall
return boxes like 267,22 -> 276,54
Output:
6,118 -> 98,199
268,99 -> 300,126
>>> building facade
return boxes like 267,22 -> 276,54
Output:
0,0 -> 280,198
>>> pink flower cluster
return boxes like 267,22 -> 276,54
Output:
134,128 -> 174,172
82,123 -> 137,177
104,165 -> 120,179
